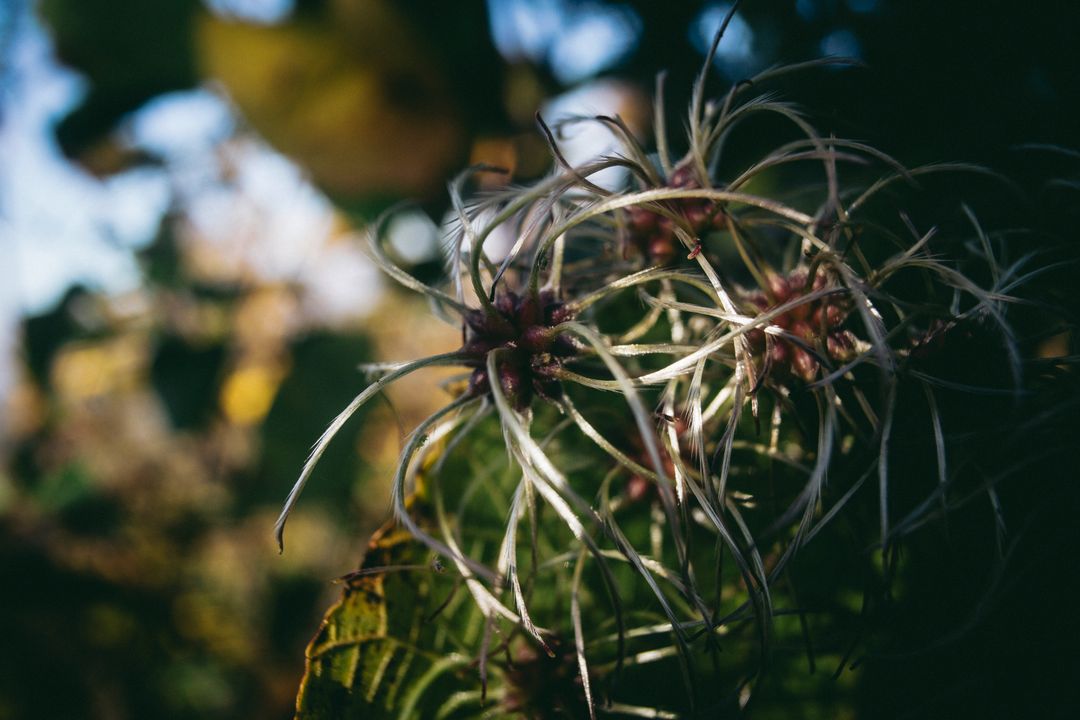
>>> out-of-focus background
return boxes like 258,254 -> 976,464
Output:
1,1 -> 1078,718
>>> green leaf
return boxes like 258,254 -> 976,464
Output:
40,0 -> 200,157
296,520 -> 488,720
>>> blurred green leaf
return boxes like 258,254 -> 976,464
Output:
150,333 -> 227,430
256,332 -> 373,511
196,7 -> 465,200
33,462 -> 93,512
40,0 -> 200,157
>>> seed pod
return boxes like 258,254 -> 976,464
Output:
498,359 -> 526,410
790,320 -> 815,341
791,347 -> 819,382
827,331 -> 856,362
768,273 -> 791,301
521,325 -> 553,352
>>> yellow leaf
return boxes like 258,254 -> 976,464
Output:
196,7 -> 465,199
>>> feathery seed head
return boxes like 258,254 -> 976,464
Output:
462,289 -> 578,410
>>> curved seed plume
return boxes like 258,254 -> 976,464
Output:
274,352 -> 466,551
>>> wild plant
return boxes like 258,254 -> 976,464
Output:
278,11 -> 1039,716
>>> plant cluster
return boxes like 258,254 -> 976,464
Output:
277,16 -> 1045,718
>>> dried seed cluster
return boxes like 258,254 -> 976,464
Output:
462,289 -> 577,410
625,165 -> 726,264
743,267 -> 858,382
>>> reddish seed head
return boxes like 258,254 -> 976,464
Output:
623,164 -> 726,265
742,266 -> 856,385
460,290 -> 578,410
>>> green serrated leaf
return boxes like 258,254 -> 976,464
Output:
295,521 -> 488,720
